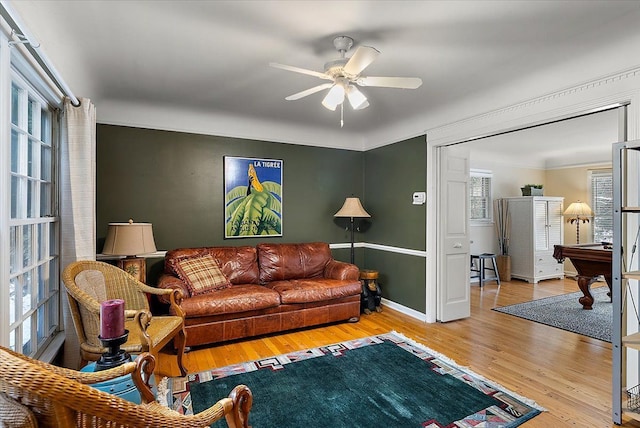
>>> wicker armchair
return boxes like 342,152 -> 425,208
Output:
0,347 -> 253,428
63,260 -> 187,376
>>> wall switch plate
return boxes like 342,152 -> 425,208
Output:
413,191 -> 426,205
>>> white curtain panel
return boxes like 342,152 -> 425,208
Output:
60,97 -> 96,368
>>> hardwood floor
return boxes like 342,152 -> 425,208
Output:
157,277 -> 637,427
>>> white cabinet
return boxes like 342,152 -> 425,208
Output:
504,196 -> 564,283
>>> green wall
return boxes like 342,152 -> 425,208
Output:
96,125 -> 364,282
97,125 -> 428,313
363,135 -> 427,312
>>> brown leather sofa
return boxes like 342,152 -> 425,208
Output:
156,242 -> 361,348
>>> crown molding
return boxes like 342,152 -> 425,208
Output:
427,66 -> 640,147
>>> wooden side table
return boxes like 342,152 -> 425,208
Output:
360,269 -> 382,314
81,362 -> 141,403
80,361 -> 156,404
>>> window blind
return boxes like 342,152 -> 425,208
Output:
590,170 -> 613,243
470,170 -> 492,222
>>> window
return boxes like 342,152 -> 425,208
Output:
590,169 -> 613,243
470,169 -> 492,223
7,72 -> 60,358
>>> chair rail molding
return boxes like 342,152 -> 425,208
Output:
329,242 -> 426,258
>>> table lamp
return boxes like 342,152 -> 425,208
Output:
334,197 -> 371,264
563,201 -> 593,244
102,219 -> 157,283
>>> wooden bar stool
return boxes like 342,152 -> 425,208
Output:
470,253 -> 501,287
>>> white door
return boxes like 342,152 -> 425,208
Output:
547,199 -> 564,247
437,144 -> 471,322
534,200 -> 549,251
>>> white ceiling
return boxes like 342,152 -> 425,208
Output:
469,108 -> 621,169
7,1 -> 640,156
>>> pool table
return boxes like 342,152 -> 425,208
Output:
553,243 -> 612,310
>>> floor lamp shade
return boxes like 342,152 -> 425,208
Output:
563,201 -> 593,244
334,197 -> 371,219
102,220 -> 157,283
334,197 -> 371,265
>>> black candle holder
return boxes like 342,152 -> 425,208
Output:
95,330 -> 132,371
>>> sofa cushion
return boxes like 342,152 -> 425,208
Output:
257,242 -> 332,283
165,246 -> 260,285
178,284 -> 281,317
266,278 -> 361,304
207,246 -> 260,285
165,247 -> 205,269
174,254 -> 232,296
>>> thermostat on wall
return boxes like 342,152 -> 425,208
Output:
413,191 -> 426,205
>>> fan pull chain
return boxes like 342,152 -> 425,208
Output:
340,103 -> 344,128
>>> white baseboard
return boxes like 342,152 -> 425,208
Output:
380,297 -> 427,322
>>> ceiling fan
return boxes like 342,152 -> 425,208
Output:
270,36 -> 422,120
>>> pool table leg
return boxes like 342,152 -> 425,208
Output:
605,274 -> 613,301
576,275 -> 599,310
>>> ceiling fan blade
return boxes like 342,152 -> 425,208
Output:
269,62 -> 331,80
356,76 -> 423,89
285,83 -> 334,101
343,46 -> 380,76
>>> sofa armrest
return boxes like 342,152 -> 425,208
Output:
324,259 -> 360,280
156,274 -> 191,304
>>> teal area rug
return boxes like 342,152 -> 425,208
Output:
160,332 -> 543,427
493,286 -> 611,342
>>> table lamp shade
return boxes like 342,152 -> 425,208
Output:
334,197 -> 371,218
102,221 -> 157,256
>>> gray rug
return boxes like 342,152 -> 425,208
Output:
493,286 -> 611,342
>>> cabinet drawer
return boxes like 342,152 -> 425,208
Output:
535,263 -> 563,277
534,252 -> 557,267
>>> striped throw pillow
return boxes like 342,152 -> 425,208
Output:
175,254 -> 231,296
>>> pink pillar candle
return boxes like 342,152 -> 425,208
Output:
100,299 -> 125,339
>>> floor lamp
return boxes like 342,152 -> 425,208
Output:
334,197 -> 371,264
563,201 -> 593,244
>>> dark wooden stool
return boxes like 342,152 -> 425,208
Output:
360,270 -> 382,314
470,253 -> 500,287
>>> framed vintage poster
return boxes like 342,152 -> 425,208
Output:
224,156 -> 283,238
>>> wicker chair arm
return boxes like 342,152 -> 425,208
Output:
0,344 -> 253,428
0,346 -> 138,384
140,401 -> 230,426
156,384 -> 252,427
131,352 -> 156,404
226,384 -> 253,428
59,361 -> 139,384
128,276 -> 186,318
142,286 -> 185,318
133,279 -> 173,296
134,310 -> 153,350
124,309 -> 141,318
167,288 -> 185,318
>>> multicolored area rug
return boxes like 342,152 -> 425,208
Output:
159,331 -> 543,427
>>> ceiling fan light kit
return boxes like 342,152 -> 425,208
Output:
347,85 -> 369,110
270,35 -> 422,126
321,82 -> 345,111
